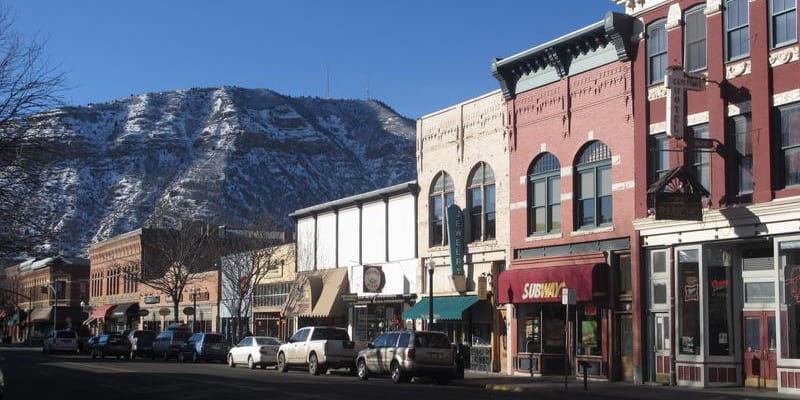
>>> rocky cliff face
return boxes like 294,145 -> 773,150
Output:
35,87 -> 416,255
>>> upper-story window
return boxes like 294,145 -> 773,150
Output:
528,152 -> 561,235
650,133 -> 671,185
429,171 -> 454,247
467,162 -> 496,242
648,20 -> 668,85
685,5 -> 708,71
777,103 -> 800,188
726,0 -> 751,60
729,114 -> 753,195
771,0 -> 797,48
687,124 -> 711,197
575,141 -> 612,229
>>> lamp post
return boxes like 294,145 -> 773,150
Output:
190,287 -> 199,333
42,284 -> 57,333
426,258 -> 434,329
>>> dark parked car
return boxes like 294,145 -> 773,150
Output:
91,333 -> 131,360
178,332 -> 229,363
127,330 -> 156,359
152,329 -> 192,361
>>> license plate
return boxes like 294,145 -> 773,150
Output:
429,352 -> 443,360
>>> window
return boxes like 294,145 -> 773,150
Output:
771,0 -> 797,48
685,6 -> 708,71
726,0 -> 750,60
429,171 -> 454,247
729,114 -> 753,194
617,254 -> 632,296
648,20 -> 668,85
527,152 -> 561,235
649,250 -> 670,308
575,141 -> 612,229
650,134 -> 671,185
687,124 -> 711,197
467,162 -> 496,242
253,282 -> 290,307
777,103 -> 800,187
398,333 -> 410,347
677,249 -> 701,356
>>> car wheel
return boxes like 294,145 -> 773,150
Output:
248,356 -> 256,370
357,359 -> 369,380
192,351 -> 198,363
228,354 -> 236,368
277,353 -> 288,373
308,353 -> 321,376
390,362 -> 404,384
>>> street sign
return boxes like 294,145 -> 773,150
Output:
561,288 -> 576,305
691,138 -> 716,149
183,306 -> 195,316
158,308 -> 170,316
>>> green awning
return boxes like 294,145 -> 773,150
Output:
402,295 -> 479,321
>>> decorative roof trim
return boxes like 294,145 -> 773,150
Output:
492,12 -> 638,100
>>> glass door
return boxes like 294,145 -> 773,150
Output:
617,314 -> 634,381
650,313 -> 671,383
743,311 -> 777,389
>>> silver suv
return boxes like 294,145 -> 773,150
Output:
355,330 -> 456,384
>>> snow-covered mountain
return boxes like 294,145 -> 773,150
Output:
34,87 -> 416,256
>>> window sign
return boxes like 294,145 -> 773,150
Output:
678,249 -> 701,356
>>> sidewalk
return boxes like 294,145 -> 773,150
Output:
458,370 -> 795,400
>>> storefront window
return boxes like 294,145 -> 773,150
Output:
517,304 -> 565,354
678,249 -> 701,356
705,247 -> 733,356
779,240 -> 800,358
578,304 -> 602,356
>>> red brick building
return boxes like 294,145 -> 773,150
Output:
493,12 -> 642,381
622,0 -> 800,393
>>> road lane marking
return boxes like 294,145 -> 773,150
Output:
46,361 -> 135,373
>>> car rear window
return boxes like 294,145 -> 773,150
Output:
255,338 -> 280,346
311,328 -> 350,341
203,334 -> 224,343
56,331 -> 77,339
414,333 -> 451,349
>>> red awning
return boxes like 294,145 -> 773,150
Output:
497,263 -> 609,304
91,304 -> 116,319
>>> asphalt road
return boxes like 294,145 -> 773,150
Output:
0,347 -> 526,400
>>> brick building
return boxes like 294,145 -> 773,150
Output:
620,0 -> 800,393
492,12 -> 641,381
5,256 -> 89,343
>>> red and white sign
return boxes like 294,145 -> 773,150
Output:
497,264 -> 608,304
664,66 -> 706,139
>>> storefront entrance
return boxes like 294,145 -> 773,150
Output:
617,314 -> 634,381
743,311 -> 777,389
649,312 -> 671,383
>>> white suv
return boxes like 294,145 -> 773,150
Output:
43,330 -> 79,354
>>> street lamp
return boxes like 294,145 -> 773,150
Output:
42,284 -> 57,333
426,258 -> 434,329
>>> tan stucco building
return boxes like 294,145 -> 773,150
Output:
414,90 -> 509,372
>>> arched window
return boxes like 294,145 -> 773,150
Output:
528,153 -> 561,235
575,141 -> 612,229
467,162 -> 496,242
429,171 -> 454,247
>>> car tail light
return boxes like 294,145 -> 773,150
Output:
406,348 -> 415,360
259,346 -> 269,355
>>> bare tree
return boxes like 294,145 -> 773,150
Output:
218,215 -> 289,341
122,221 -> 220,324
0,7 -> 66,258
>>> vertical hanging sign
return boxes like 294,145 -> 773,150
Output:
446,204 -> 465,276
665,66 -> 706,139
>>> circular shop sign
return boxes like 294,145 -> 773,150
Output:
158,308 -> 171,317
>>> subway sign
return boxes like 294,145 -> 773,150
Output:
520,281 -> 566,300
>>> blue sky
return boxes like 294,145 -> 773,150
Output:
9,1 -> 620,118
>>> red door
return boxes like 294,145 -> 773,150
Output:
743,311 -> 777,389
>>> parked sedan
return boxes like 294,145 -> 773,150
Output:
356,330 -> 457,384
227,336 -> 282,369
91,333 -> 131,360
